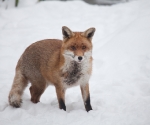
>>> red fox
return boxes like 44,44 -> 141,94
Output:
8,26 -> 95,112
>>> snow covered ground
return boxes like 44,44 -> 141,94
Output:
0,0 -> 150,125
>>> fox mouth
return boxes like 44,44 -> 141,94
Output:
77,60 -> 82,63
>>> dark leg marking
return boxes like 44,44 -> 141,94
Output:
59,99 -> 66,111
85,94 -> 92,112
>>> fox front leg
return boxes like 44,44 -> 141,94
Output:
80,84 -> 92,112
55,86 -> 66,111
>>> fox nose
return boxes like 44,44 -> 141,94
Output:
78,56 -> 83,61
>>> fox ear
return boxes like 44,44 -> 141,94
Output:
82,27 -> 96,40
62,26 -> 74,39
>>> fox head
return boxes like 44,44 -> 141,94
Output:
61,26 -> 95,63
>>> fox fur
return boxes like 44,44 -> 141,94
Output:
8,26 -> 95,112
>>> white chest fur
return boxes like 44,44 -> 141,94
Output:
61,55 -> 91,89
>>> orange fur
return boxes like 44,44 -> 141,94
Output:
8,26 -> 95,111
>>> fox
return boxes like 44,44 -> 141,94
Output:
8,26 -> 95,112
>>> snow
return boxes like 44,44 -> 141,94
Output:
0,0 -> 150,125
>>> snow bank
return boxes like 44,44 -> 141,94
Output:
0,0 -> 150,125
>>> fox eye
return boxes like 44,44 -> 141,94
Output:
71,46 -> 76,50
82,46 -> 86,50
